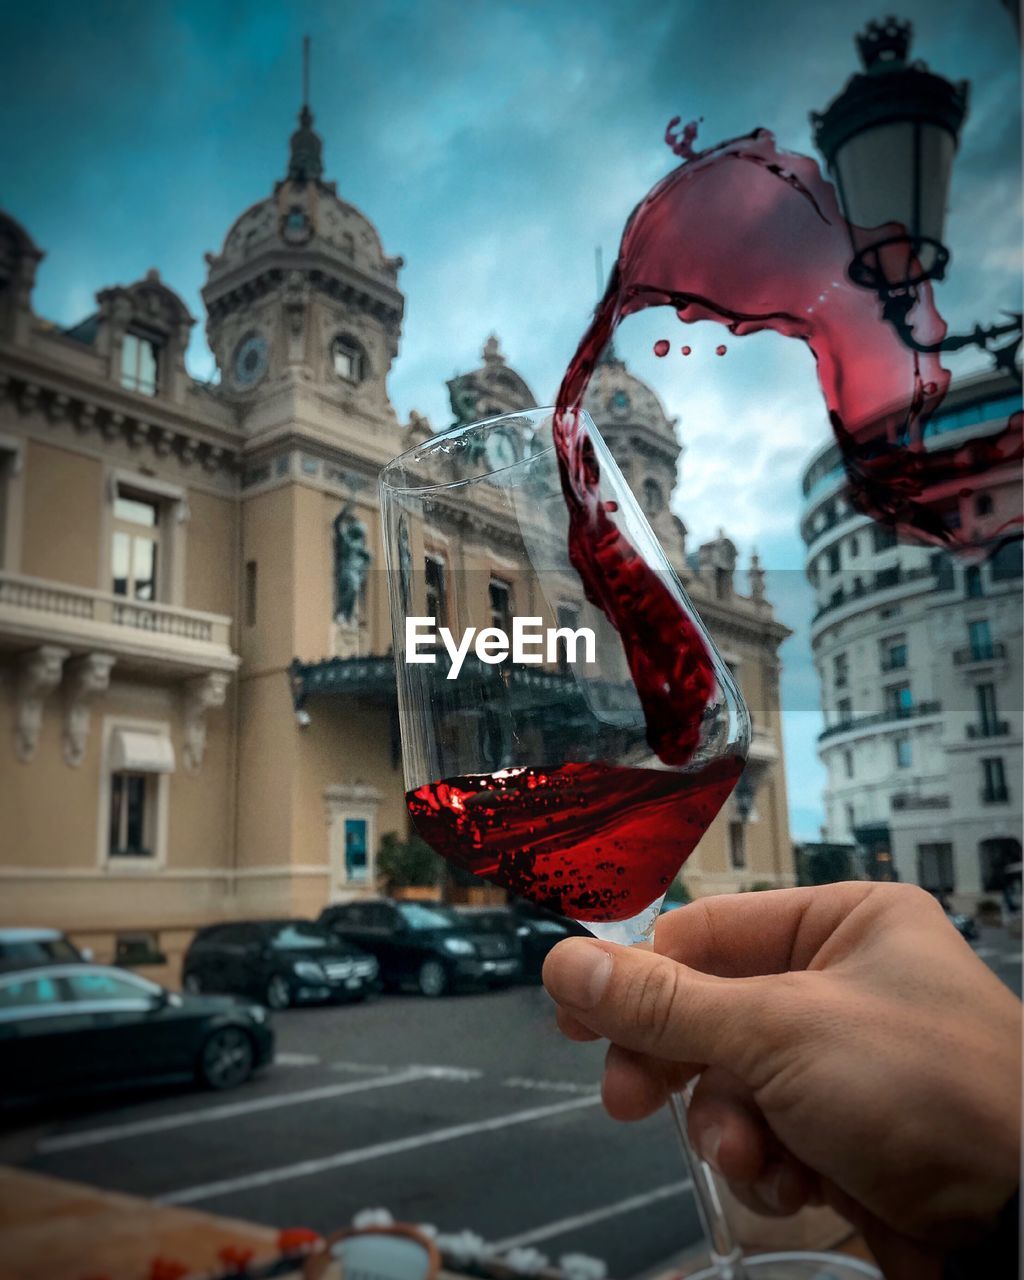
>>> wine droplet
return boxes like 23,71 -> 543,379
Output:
681,345 -> 692,356
715,344 -> 727,356
653,339 -> 670,357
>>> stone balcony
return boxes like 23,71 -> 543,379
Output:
0,571 -> 238,677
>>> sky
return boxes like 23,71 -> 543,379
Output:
1,0 -> 1020,839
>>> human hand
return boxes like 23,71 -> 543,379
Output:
542,883 -> 1021,1277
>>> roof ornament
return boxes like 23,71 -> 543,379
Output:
287,35 -> 324,183
482,333 -> 505,364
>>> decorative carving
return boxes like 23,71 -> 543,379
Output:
749,551 -> 767,605
182,672 -> 230,772
154,427 -> 175,457
47,393 -> 69,423
333,506 -> 371,625
406,410 -> 433,445
63,653 -> 115,767
14,645 -> 68,763
17,383 -> 39,414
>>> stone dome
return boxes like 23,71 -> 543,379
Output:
205,106 -> 401,289
583,350 -> 677,440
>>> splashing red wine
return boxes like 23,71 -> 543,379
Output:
557,123 -> 1022,556
408,757 -> 742,922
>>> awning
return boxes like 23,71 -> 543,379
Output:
109,728 -> 175,774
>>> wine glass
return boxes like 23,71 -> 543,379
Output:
380,407 -> 880,1280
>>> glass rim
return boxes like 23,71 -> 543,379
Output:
379,405 -> 577,495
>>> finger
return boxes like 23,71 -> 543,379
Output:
543,936 -> 807,1078
600,1045 -> 699,1121
555,1006 -> 601,1041
687,1067 -> 771,1185
652,884 -> 879,977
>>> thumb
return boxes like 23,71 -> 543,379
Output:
543,937 -> 800,1080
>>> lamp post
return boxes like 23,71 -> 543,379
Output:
812,16 -> 1022,382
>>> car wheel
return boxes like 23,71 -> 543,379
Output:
264,974 -> 292,1010
182,972 -> 203,995
417,958 -> 449,998
199,1027 -> 254,1090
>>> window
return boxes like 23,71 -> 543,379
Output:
976,683 -> 999,733
109,772 -> 154,857
884,683 -> 912,716
112,492 -> 161,601
843,749 -> 854,779
331,334 -> 366,383
974,493 -> 994,516
845,803 -> 855,831
345,818 -> 369,882
875,565 -> 900,590
270,923 -> 333,950
0,974 -> 64,1011
642,478 -> 664,517
991,540 -> 1023,582
968,619 -> 993,660
245,560 -> 258,627
555,601 -> 582,672
982,758 -> 1008,803
424,554 -> 447,625
488,579 -> 512,633
833,652 -> 848,688
66,971 -> 156,1003
826,546 -> 841,574
873,525 -> 898,552
849,535 -> 859,557
881,636 -> 907,671
728,822 -> 746,870
836,698 -> 853,726
917,843 -> 954,893
121,332 -> 159,396
894,736 -> 912,769
964,565 -> 984,598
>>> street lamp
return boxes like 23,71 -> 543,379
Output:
812,16 -> 1022,381
734,769 -> 756,825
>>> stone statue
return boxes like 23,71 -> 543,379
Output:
333,507 -> 371,624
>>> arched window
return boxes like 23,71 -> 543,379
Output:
331,334 -> 367,383
642,477 -> 664,516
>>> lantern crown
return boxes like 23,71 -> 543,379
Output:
856,16 -> 912,71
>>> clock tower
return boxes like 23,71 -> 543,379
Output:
202,87 -> 406,464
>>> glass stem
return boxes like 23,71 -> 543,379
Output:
668,1090 -> 750,1280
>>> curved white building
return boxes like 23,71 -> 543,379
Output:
800,372 -> 1023,906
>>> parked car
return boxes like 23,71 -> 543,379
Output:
0,927 -> 89,973
0,964 -> 273,1105
454,905 -> 577,981
319,899 -> 521,996
182,919 -> 379,1010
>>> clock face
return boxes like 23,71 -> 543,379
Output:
233,333 -> 269,389
610,389 -> 631,417
281,207 -> 313,245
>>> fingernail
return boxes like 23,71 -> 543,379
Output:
548,941 -> 613,1009
696,1123 -> 723,1174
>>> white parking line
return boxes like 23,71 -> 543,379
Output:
492,1179 -> 693,1251
276,1052 -> 321,1067
502,1076 -> 596,1095
158,1093 -> 601,1205
998,952 -> 1022,967
37,1068 -> 435,1154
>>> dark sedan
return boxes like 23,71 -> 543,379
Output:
182,919 -> 379,1009
319,899 -> 521,996
0,927 -> 88,972
0,965 -> 273,1105
454,905 -> 577,981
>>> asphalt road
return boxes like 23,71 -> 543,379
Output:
6,923 -> 1020,1279
12,983 -> 701,1279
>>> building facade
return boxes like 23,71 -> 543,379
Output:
0,101 -> 793,970
800,372 -> 1023,906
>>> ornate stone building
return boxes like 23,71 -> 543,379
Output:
0,99 -> 793,970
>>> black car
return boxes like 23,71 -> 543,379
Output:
182,919 -> 379,1010
0,964 -> 273,1105
319,899 -> 521,996
0,927 -> 89,972
454,905 -> 577,981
